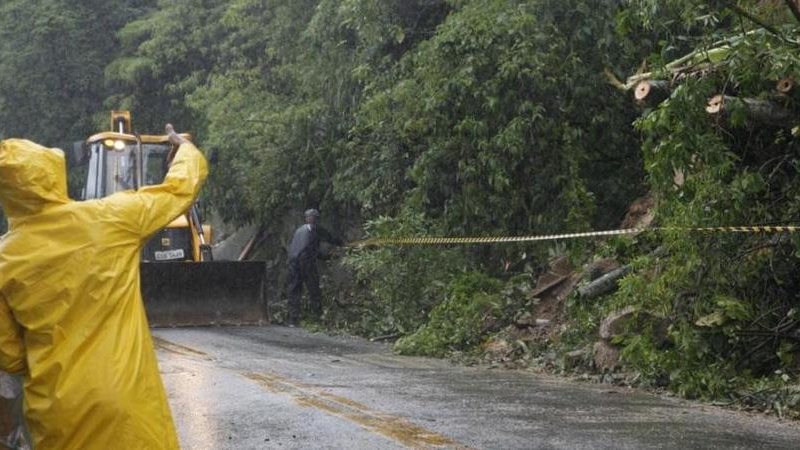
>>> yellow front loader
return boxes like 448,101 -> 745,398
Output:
77,111 -> 267,326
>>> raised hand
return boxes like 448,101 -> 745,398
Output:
165,123 -> 188,146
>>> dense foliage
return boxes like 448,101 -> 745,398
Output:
574,0 -> 800,416
0,0 -> 157,145
338,0 -> 644,235
394,272 -> 531,357
1,0 -> 799,415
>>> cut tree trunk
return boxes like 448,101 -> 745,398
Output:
777,77 -> 795,95
577,266 -> 631,300
776,77 -> 800,104
634,80 -> 670,106
706,94 -> 797,128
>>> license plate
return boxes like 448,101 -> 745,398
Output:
154,249 -> 186,261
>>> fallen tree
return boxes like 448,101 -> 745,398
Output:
634,80 -> 670,106
577,266 -> 631,300
777,77 -> 795,95
706,94 -> 797,128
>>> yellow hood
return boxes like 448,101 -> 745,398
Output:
0,139 -> 70,221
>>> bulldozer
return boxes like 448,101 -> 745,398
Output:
76,111 -> 268,327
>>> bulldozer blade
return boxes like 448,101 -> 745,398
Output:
140,261 -> 268,327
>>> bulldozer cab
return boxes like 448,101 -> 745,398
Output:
74,111 -> 268,327
83,111 -> 180,199
82,139 -> 170,198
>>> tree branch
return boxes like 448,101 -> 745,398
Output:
722,0 -> 798,45
784,0 -> 800,24
729,3 -> 782,36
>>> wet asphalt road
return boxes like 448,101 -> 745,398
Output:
154,326 -> 800,450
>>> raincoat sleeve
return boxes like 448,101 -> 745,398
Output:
0,293 -> 25,375
130,142 -> 208,238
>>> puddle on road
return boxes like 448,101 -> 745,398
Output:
243,372 -> 469,450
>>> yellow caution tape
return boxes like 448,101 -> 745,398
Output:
350,225 -> 800,247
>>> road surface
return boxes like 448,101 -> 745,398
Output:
154,326 -> 800,449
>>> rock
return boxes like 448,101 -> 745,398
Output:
531,268 -> 582,324
593,340 -> 621,372
599,306 -> 638,340
535,319 -> 551,327
599,307 -> 671,347
563,349 -> 587,371
531,256 -> 574,297
584,258 -> 621,281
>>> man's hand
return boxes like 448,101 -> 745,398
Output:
166,123 -> 188,146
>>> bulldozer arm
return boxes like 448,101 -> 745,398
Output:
140,261 -> 268,327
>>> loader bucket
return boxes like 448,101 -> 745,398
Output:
140,261 -> 268,327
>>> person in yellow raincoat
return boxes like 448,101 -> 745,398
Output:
0,124 -> 207,449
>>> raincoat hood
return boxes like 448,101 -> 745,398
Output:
0,139 -> 70,220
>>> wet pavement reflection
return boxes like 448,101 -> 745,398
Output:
155,327 -> 800,450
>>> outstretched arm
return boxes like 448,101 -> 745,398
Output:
123,124 -> 209,238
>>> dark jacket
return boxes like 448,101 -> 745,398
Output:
288,224 -> 342,261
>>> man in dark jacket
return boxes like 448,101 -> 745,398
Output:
287,209 -> 343,325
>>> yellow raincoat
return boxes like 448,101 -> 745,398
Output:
0,138 -> 208,449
